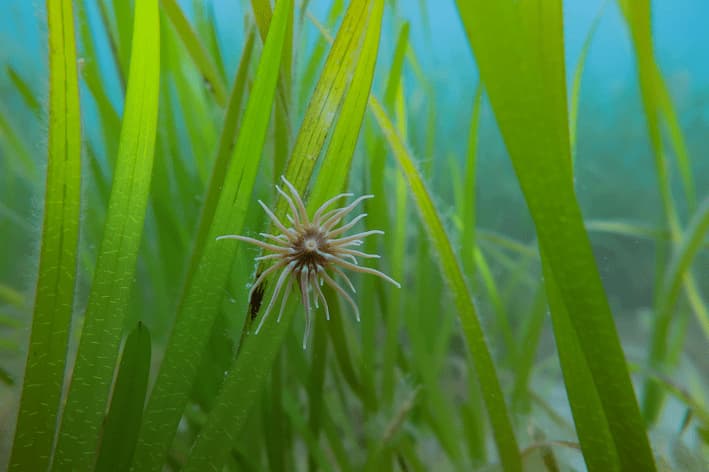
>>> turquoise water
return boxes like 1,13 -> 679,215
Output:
0,1 -> 707,469
2,0 -> 707,362
2,0 -> 708,384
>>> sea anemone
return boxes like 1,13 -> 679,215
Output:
217,176 -> 400,348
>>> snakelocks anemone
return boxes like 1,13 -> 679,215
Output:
218,176 -> 400,349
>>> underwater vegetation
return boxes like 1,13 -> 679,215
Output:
0,0 -> 707,470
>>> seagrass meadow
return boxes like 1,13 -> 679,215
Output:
0,0 -> 708,470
